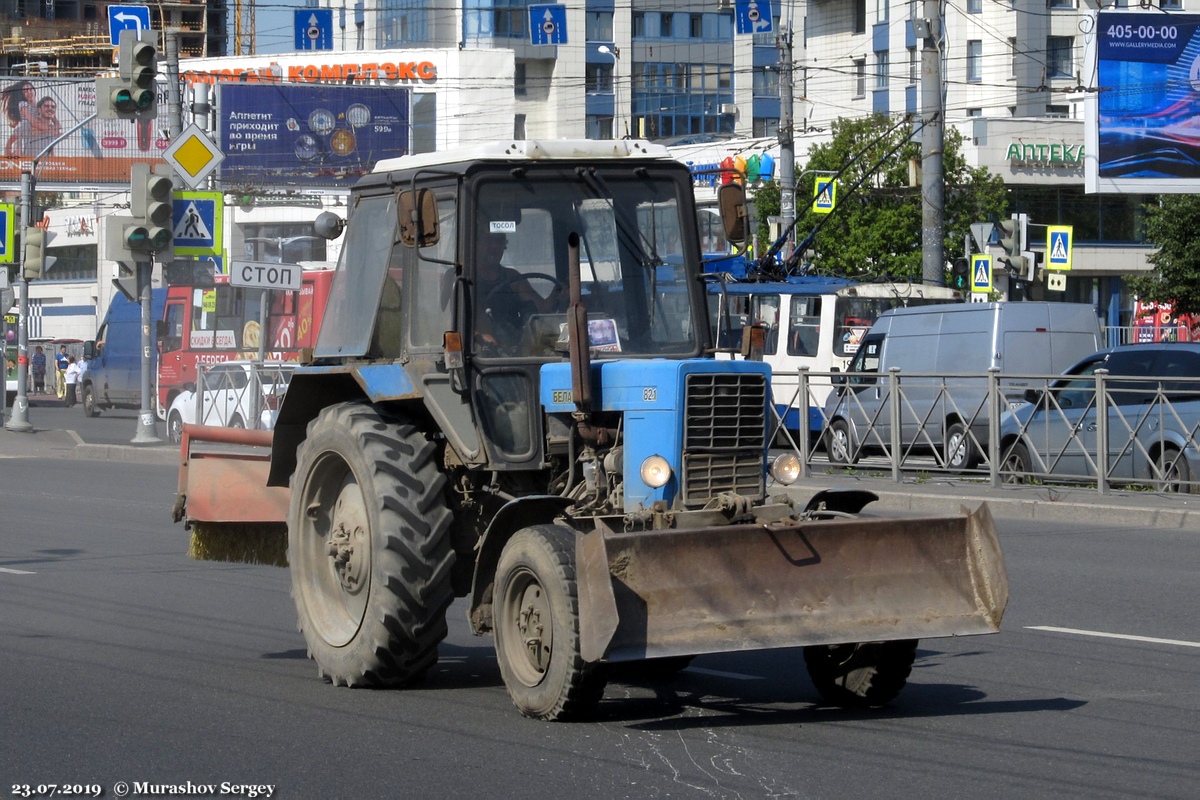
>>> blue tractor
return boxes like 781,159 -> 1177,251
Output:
175,140 -> 1007,721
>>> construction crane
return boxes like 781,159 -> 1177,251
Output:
233,0 -> 256,55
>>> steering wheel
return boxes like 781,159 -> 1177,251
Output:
479,273 -> 568,353
481,273 -> 566,315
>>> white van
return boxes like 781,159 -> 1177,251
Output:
823,301 -> 1103,470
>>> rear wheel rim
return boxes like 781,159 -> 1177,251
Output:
297,454 -> 370,648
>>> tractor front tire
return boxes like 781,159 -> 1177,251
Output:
803,639 -> 918,708
289,401 -> 455,687
494,525 -> 607,720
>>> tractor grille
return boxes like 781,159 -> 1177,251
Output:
681,372 -> 767,505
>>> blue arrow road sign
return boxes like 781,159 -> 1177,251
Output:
295,9 -> 334,51
735,0 -> 773,35
529,4 -> 568,46
108,5 -> 151,46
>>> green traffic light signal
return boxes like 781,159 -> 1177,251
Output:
950,258 -> 970,291
147,228 -> 171,250
124,224 -> 151,251
111,85 -> 136,116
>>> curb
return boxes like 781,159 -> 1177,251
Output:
791,476 -> 1200,530
73,442 -> 180,465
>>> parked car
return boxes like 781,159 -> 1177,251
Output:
999,344 -> 1200,492
166,361 -> 294,444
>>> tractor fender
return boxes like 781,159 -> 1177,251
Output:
468,494 -> 575,635
267,364 -> 423,487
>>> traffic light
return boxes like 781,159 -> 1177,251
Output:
127,163 -> 174,256
122,33 -> 158,120
22,226 -> 57,280
97,29 -> 158,121
997,213 -> 1029,279
950,257 -> 970,291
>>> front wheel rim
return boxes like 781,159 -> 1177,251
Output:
831,429 -> 849,461
499,566 -> 553,688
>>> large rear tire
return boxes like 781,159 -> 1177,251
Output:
803,639 -> 918,708
494,525 -> 607,720
288,402 -> 455,687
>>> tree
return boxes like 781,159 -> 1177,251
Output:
750,115 -> 1007,282
1126,195 -> 1200,317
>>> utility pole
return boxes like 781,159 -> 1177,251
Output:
918,0 -> 945,286
164,29 -> 183,139
778,25 -> 795,261
5,170 -> 35,432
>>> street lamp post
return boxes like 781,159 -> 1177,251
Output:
6,113 -> 96,432
598,45 -> 622,139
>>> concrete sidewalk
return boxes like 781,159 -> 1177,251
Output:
3,423 -> 1195,529
0,426 -> 179,465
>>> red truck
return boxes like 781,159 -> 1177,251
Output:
157,268 -> 334,417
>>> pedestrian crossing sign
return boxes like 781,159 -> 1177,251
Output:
971,254 -> 992,293
172,191 -> 223,257
1046,225 -> 1072,271
812,179 -> 836,214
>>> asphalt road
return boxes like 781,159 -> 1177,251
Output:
4,395 -> 171,446
1,457 -> 1197,798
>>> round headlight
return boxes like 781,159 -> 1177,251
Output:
771,453 -> 801,485
640,455 -> 672,488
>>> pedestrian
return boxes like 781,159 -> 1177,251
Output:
31,345 -> 46,394
63,355 -> 81,408
55,344 -> 68,399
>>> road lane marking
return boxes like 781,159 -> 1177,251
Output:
1027,626 -> 1200,649
0,567 -> 36,574
684,667 -> 763,681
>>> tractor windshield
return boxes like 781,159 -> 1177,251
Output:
473,169 -> 701,359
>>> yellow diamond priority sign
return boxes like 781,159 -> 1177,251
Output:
162,123 -> 224,189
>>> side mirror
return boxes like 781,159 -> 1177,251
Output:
155,320 -> 169,338
83,340 -> 95,360
313,211 -> 346,240
717,183 -> 747,243
398,188 -> 439,247
1023,388 -> 1043,405
831,372 -> 846,386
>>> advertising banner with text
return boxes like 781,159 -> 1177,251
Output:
217,84 -> 409,188
1089,11 -> 1200,191
0,78 -> 167,188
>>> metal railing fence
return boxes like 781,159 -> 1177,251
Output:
773,367 -> 1200,495
196,362 -> 296,431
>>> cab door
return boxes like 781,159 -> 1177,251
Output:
830,333 -> 887,456
158,298 -> 187,396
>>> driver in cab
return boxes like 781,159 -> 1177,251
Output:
475,228 -> 566,353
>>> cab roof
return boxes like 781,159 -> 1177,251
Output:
372,139 -> 673,174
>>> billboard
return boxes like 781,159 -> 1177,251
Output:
1133,299 -> 1196,343
0,78 -> 167,188
1086,11 -> 1200,193
217,84 -> 409,188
